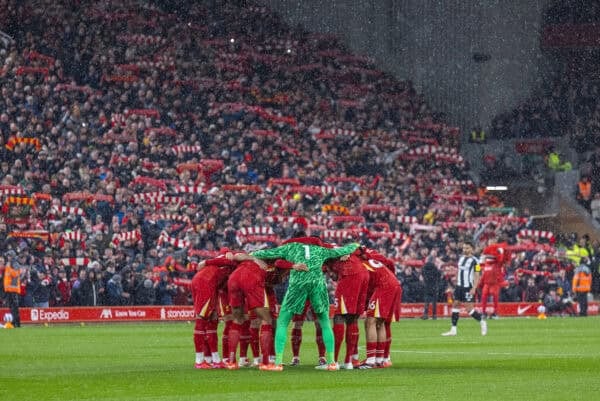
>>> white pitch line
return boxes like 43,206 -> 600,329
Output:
389,349 -> 594,358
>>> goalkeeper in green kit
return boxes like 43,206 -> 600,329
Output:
252,232 -> 359,371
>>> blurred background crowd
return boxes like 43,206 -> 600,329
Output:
0,0 -> 598,313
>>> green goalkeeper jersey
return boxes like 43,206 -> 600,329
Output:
252,241 -> 359,314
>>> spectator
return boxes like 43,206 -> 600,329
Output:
155,272 -> 177,305
572,258 -> 592,317
53,268 -> 72,306
523,277 -> 541,302
70,269 -> 87,306
576,175 -> 592,210
399,266 -> 421,303
31,269 -> 52,308
469,125 -> 486,144
591,193 -> 600,221
105,274 -> 129,306
546,147 -> 572,172
542,287 -> 574,317
135,276 -> 156,305
79,269 -> 103,306
421,253 -> 441,320
500,276 -> 522,302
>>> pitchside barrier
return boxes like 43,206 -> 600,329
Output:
1,302 -> 597,324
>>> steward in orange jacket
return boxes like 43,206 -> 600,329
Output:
572,261 -> 592,317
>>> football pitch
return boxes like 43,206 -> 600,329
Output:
1,317 -> 599,401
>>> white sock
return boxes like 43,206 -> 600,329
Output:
376,357 -> 384,364
352,354 -> 359,361
195,352 -> 204,364
211,352 -> 221,363
239,357 -> 248,364
366,356 -> 376,365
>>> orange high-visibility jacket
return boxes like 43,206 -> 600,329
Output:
3,265 -> 21,294
572,270 -> 592,293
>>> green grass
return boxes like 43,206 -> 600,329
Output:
1,317 -> 599,401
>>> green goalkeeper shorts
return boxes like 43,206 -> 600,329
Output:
281,279 -> 330,315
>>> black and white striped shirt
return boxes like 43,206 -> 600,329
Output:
456,255 -> 479,288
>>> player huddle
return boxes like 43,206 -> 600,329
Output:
190,231 -> 401,372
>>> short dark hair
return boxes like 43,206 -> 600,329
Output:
292,230 -> 307,238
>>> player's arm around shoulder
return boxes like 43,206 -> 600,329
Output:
251,243 -> 292,260
325,242 -> 360,259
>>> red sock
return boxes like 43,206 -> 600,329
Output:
366,341 -> 377,361
205,319 -> 219,355
203,338 -> 210,357
260,323 -> 273,365
249,326 -> 260,359
291,328 -> 302,357
240,320 -> 250,359
345,322 -> 359,363
333,323 -> 345,362
493,293 -> 499,316
384,322 -> 392,359
376,344 -> 384,361
315,325 -> 325,358
222,320 -> 231,360
228,322 -> 242,362
194,319 -> 206,353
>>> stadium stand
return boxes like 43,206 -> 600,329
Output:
0,0 -> 595,309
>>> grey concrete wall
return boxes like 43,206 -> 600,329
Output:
262,0 -> 550,133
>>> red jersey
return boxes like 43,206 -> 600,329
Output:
56,279 -> 72,306
480,261 -> 501,285
482,242 -> 509,265
359,248 -> 398,289
193,256 -> 237,290
236,259 -> 268,280
266,259 -> 292,287
482,242 -> 509,284
327,253 -> 367,277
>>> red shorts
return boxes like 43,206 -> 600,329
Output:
267,287 -> 279,318
366,284 -> 402,322
334,272 -> 369,315
218,289 -> 231,317
249,288 -> 279,319
192,282 -> 217,319
228,267 -> 269,311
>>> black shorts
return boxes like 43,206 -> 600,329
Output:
454,286 -> 474,303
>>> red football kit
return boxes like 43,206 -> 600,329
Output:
228,259 -> 274,311
327,253 -> 370,316
479,242 -> 508,315
360,249 -> 402,322
191,256 -> 237,319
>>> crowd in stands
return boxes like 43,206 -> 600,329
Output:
489,72 -> 600,144
0,0 -> 596,313
544,0 -> 600,24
